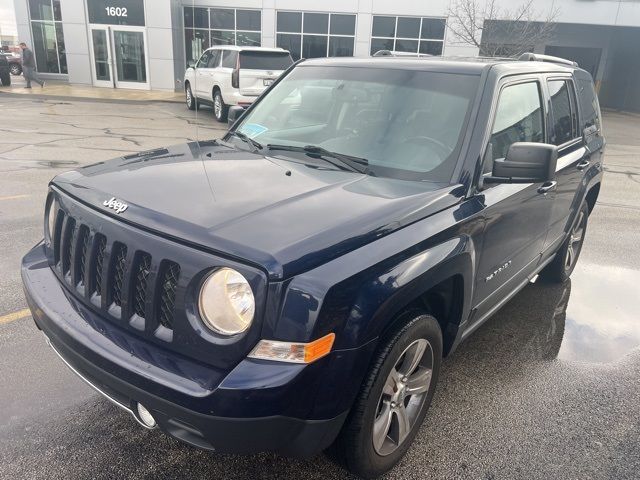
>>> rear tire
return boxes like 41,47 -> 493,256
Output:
541,201 -> 589,283
213,89 -> 228,122
333,311 -> 442,479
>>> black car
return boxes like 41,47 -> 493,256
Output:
0,55 -> 11,86
22,53 -> 604,479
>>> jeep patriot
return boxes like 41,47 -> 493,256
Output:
22,54 -> 604,479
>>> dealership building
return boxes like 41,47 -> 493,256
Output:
11,0 -> 640,110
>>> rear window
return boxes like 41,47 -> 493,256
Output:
239,51 -> 293,70
574,70 -> 602,133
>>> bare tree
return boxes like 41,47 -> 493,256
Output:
446,0 -> 560,57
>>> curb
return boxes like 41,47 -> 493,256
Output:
0,91 -> 183,106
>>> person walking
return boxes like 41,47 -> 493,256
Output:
19,42 -> 45,89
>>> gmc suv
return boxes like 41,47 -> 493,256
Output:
22,54 -> 604,479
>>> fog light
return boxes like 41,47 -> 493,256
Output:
136,403 -> 156,428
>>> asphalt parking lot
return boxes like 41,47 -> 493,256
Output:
0,95 -> 639,479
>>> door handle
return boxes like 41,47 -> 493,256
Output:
577,160 -> 590,170
538,181 -> 557,194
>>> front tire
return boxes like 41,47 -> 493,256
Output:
185,83 -> 197,111
10,64 -> 21,76
334,311 -> 442,479
541,201 -> 589,283
213,89 -> 228,122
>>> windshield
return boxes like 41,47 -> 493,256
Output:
239,51 -> 293,70
235,66 -> 480,182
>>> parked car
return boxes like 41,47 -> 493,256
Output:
22,53 -> 604,479
1,52 -> 22,75
0,55 -> 11,86
183,46 -> 293,122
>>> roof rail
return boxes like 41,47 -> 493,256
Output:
518,52 -> 578,67
372,49 -> 431,57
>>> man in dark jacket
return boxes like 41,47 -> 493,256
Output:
19,42 -> 45,88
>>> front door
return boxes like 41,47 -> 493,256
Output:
472,78 -> 555,320
90,26 -> 149,89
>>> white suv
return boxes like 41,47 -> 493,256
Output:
184,46 -> 293,122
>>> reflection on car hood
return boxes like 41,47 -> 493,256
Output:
52,142 -> 463,279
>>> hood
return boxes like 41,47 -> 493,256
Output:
53,142 -> 463,280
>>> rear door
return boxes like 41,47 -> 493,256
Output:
238,51 -> 293,97
472,77 -> 555,320
194,50 -> 212,97
542,76 -> 587,253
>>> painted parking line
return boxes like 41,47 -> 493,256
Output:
0,194 -> 30,201
0,308 -> 32,325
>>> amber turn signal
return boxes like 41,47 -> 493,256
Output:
248,333 -> 336,364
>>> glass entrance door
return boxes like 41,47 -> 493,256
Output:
90,27 -> 113,87
112,29 -> 147,89
89,26 -> 149,90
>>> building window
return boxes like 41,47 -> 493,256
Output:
371,15 -> 446,56
276,11 -> 356,61
28,0 -> 67,73
184,7 -> 261,64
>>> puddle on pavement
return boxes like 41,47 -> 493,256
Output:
478,263 -> 640,365
557,263 -> 640,363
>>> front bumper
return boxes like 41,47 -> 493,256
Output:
22,243 -> 349,457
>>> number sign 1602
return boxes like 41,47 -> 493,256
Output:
105,6 -> 128,17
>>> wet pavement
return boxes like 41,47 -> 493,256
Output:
0,98 -> 639,479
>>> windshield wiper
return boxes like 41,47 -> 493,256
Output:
266,144 -> 369,174
226,130 -> 263,153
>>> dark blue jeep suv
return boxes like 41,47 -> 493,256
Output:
22,54 -> 604,478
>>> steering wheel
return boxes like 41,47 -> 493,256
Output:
405,135 -> 453,159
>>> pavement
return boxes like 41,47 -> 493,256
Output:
0,75 -> 183,103
0,96 -> 639,479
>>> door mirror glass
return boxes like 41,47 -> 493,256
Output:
227,106 -> 245,126
486,142 -> 558,184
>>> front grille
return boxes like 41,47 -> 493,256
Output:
158,261 -> 180,329
50,212 -> 181,341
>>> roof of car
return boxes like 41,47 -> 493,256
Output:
299,56 -> 579,75
205,46 -> 288,53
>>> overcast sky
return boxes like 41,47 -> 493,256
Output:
0,0 -> 18,38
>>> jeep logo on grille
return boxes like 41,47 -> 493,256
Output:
103,197 -> 128,214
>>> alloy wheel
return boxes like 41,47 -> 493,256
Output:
214,94 -> 222,119
565,210 -> 585,270
186,87 -> 192,107
373,338 -> 433,456
10,65 -> 20,75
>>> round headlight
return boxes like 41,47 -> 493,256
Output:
46,197 -> 57,242
198,268 -> 255,335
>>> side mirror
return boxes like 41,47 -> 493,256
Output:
187,60 -> 196,69
227,105 -> 245,127
485,142 -> 558,184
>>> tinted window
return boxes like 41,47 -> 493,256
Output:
277,12 -> 302,32
372,16 -> 395,37
370,38 -> 394,56
397,17 -> 420,38
277,34 -> 301,60
574,70 -> 602,132
211,31 -> 234,45
236,10 -> 260,31
548,80 -> 578,145
303,35 -> 328,58
207,50 -> 221,68
221,50 -> 237,68
488,82 -> 544,171
210,9 -> 234,29
239,51 -> 293,70
236,67 -> 480,182
330,14 -> 355,35
421,18 -> 446,39
329,37 -> 354,57
303,13 -> 329,34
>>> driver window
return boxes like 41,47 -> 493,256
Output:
197,51 -> 212,69
484,81 -> 544,174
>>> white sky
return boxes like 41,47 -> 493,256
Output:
0,0 -> 18,38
